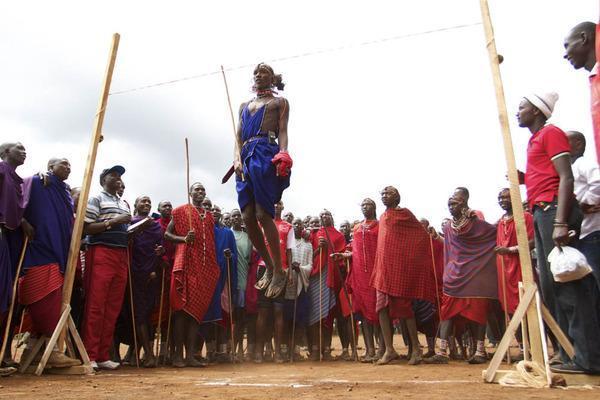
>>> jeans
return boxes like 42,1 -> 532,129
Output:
579,230 -> 600,290
533,201 -> 600,372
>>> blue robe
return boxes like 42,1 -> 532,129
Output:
236,102 -> 290,218
203,225 -> 238,322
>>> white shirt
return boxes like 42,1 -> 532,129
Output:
572,156 -> 600,238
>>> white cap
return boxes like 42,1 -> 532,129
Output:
523,92 -> 559,119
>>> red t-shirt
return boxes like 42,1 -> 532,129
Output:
525,124 -> 570,207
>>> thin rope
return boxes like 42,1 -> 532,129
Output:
109,21 -> 482,96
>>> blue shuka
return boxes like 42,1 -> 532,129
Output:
236,101 -> 290,218
203,224 -> 238,322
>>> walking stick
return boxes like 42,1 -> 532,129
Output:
428,235 -> 442,343
344,258 -> 359,362
290,267 -> 299,363
220,65 -> 244,183
499,256 -> 511,364
126,248 -> 140,368
225,251 -> 235,363
0,236 -> 28,365
319,248 -> 323,362
155,265 -> 166,366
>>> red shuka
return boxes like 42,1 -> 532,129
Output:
311,226 -> 346,291
170,205 -> 220,323
592,23 -> 600,164
496,212 -> 534,314
347,220 -> 379,324
370,208 -> 435,304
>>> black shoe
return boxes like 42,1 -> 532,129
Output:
550,362 -> 587,374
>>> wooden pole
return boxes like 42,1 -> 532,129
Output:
290,270 -> 298,363
220,65 -> 244,182
126,249 -> 140,368
225,253 -> 235,363
319,248 -> 323,362
345,258 -> 359,362
185,138 -> 192,228
58,33 -> 120,350
478,0 -> 543,365
0,237 -> 28,364
499,256 -> 511,364
155,266 -> 166,366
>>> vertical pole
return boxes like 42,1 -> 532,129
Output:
478,0 -> 543,365
58,34 -> 120,350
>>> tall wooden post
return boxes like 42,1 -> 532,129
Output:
478,0 -> 544,368
58,33 -> 120,349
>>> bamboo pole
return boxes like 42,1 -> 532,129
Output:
58,33 -> 120,351
478,0 -> 543,365
499,256 -> 511,364
0,237 -> 28,364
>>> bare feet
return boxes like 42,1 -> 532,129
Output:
375,350 -> 399,365
408,348 -> 422,365
423,353 -> 449,364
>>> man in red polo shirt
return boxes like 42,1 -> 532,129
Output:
516,92 -> 600,374
563,21 -> 600,164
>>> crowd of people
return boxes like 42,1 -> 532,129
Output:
0,21 -> 599,378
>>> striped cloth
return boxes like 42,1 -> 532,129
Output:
85,190 -> 131,247
307,268 -> 336,326
18,263 -> 63,305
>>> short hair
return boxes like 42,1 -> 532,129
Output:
569,21 -> 596,41
47,157 -> 68,171
0,142 -> 17,160
253,63 -> 285,91
455,187 -> 470,200
189,181 -> 204,193
567,130 -> 586,147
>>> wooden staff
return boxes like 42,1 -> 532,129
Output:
319,248 -> 323,362
428,235 -> 443,343
344,258 -> 359,362
225,251 -> 235,363
0,237 -> 28,364
58,33 -> 120,353
220,65 -> 244,182
479,0 -> 543,366
499,256 -> 511,364
290,268 -> 299,363
185,138 -> 193,228
126,248 -> 140,368
155,265 -> 166,366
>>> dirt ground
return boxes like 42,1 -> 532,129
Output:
2,340 -> 599,400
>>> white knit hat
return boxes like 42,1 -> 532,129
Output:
523,92 -> 559,119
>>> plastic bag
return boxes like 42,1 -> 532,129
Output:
547,246 -> 592,283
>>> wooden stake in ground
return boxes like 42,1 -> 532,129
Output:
345,258 -> 359,362
0,237 -> 28,365
478,0 -> 544,373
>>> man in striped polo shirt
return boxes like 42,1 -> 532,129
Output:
82,165 -> 131,370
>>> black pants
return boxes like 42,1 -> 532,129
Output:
533,201 -> 600,372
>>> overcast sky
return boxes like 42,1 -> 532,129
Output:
1,0 -> 597,228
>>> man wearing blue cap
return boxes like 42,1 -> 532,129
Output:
81,165 -> 131,370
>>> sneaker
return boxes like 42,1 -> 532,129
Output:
550,362 -> 586,374
97,360 -> 120,370
90,361 -> 99,370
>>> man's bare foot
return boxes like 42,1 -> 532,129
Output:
143,355 -> 156,368
172,355 -> 185,368
265,269 -> 286,298
423,353 -> 449,364
360,353 -> 376,363
186,356 -> 206,368
255,268 -> 273,290
375,350 -> 399,365
408,349 -> 422,365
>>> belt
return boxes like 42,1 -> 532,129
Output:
242,134 -> 268,148
533,200 -> 557,211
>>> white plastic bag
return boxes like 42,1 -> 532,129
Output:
547,246 -> 592,283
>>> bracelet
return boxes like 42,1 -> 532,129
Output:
553,223 -> 568,227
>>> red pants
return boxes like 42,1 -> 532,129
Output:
82,245 -> 128,362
